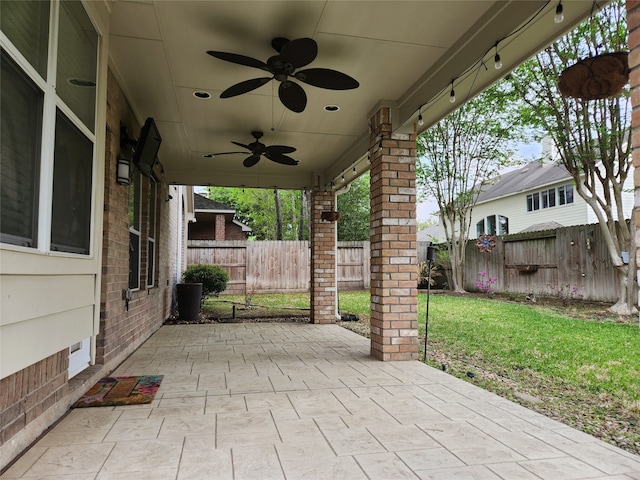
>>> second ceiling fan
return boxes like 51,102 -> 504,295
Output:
207,37 -> 359,113
210,131 -> 299,168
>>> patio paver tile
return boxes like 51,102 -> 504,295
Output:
3,323 -> 637,480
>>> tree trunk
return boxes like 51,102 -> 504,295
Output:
298,190 -> 307,241
274,188 -> 283,240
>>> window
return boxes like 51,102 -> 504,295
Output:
476,215 -> 509,236
147,180 -> 157,287
0,1 -> 50,77
50,110 -> 93,254
541,188 -> 555,209
129,170 -> 141,290
1,1 -> 98,254
526,192 -> 540,212
558,184 -> 574,205
56,1 -> 97,131
0,51 -> 43,247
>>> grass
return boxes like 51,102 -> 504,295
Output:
205,290 -> 640,454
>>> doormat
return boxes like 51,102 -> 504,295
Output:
71,375 -> 163,408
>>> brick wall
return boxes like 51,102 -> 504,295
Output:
629,1 -> 640,308
189,219 -> 247,241
97,68 -> 173,366
0,350 -> 68,447
369,106 -> 419,360
310,191 -> 338,323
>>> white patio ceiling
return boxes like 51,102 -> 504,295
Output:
108,1 -> 599,191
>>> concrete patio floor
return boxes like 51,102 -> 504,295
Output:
2,322 -> 640,480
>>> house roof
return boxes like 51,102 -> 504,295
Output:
193,193 -> 235,213
417,224 -> 442,243
476,161 -> 572,204
518,221 -> 564,233
193,193 -> 252,232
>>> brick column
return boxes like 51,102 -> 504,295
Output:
215,214 -> 226,240
310,190 -> 338,323
630,1 -> 640,310
369,106 -> 419,360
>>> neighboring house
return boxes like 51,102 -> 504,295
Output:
189,193 -> 251,241
470,158 -> 634,239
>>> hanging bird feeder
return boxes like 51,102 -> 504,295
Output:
558,52 -> 629,100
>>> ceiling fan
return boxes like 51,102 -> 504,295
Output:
209,131 -> 299,168
207,37 -> 359,113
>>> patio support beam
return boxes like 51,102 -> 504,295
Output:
310,190 -> 338,323
629,0 -> 640,311
368,106 -> 419,360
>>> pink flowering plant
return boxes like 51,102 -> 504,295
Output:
475,271 -> 497,296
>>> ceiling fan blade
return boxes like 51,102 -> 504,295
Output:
210,151 -> 249,156
279,38 -> 317,69
264,145 -> 296,154
264,152 -> 299,166
231,141 -> 251,150
271,37 -> 289,53
243,154 -> 261,168
295,68 -> 359,90
207,51 -> 271,72
279,81 -> 307,113
220,77 -> 272,98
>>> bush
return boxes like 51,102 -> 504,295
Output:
181,264 -> 229,298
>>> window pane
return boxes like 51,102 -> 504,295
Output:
526,194 -> 533,212
0,1 -> 50,78
558,186 -> 566,205
149,181 -> 156,239
56,1 -> 97,132
129,231 -> 140,289
147,239 -> 155,287
487,215 -> 496,235
566,185 -> 574,204
548,188 -> 556,207
129,170 -> 141,230
50,110 -> 93,254
476,220 -> 485,237
498,216 -> 509,235
542,190 -> 549,209
533,193 -> 540,210
1,51 -> 43,247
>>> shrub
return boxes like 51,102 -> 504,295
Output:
181,264 -> 229,298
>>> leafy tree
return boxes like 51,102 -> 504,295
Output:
206,187 -> 307,240
507,0 -> 635,314
337,173 -> 370,241
416,83 -> 524,292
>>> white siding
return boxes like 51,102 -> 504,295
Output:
0,2 -> 108,379
470,181 -> 589,239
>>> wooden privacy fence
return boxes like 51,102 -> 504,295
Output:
186,240 -> 370,295
459,223 -> 623,303
188,223 -> 623,302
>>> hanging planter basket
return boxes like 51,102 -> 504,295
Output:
558,52 -> 629,101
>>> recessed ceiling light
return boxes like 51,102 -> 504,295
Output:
67,78 -> 96,87
324,105 -> 340,112
193,91 -> 211,99
202,153 -> 214,158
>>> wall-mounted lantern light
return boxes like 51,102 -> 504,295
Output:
116,157 -> 131,185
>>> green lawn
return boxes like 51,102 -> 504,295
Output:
207,290 -> 640,453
